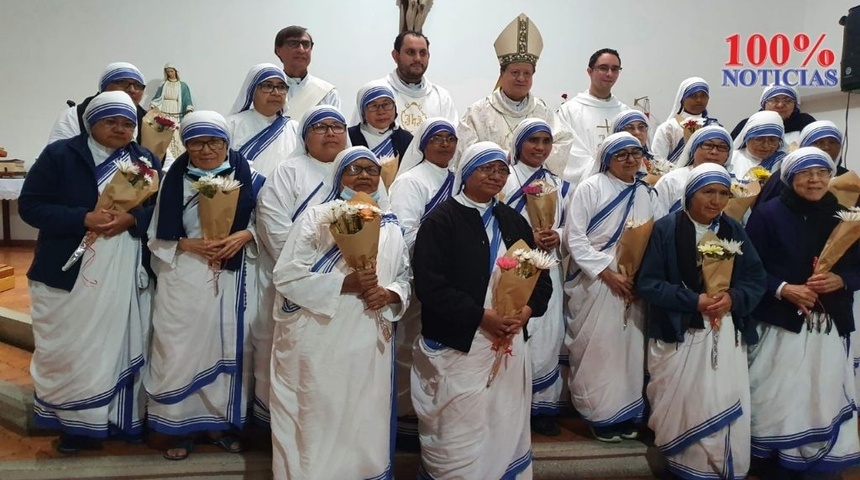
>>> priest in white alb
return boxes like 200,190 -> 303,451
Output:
457,13 -> 575,176
274,26 -> 341,121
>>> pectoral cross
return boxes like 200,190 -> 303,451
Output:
596,119 -> 612,142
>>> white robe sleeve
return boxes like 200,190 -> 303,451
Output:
565,181 -> 615,279
544,112 -> 576,178
456,107 -> 480,156
322,88 -> 341,110
255,165 -> 298,259
377,223 -> 412,323
146,189 -> 181,268
653,174 -> 678,220
47,106 -> 81,145
272,209 -> 346,319
388,176 -> 429,252
651,120 -> 679,160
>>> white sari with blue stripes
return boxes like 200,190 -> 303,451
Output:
412,193 -> 533,480
653,166 -> 693,220
501,163 -> 571,417
226,109 -> 298,178
563,172 -> 653,428
32,147 -> 150,438
269,202 -> 411,480
144,172 -> 263,435
647,220 -> 751,480
388,160 -> 454,442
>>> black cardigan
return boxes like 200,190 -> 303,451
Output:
413,197 -> 552,353
348,125 -> 413,165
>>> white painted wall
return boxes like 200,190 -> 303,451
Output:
0,0 -> 857,240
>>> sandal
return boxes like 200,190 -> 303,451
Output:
209,434 -> 244,453
163,438 -> 194,461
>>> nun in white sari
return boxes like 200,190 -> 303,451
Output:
563,132 -> 654,442
253,105 -> 348,424
387,117 -> 458,449
146,111 -> 264,459
638,164 -> 766,480
653,126 -> 733,219
20,91 -> 161,453
411,142 -> 552,479
501,118 -> 571,436
730,111 -> 786,180
652,77 -> 721,164
270,146 -> 411,480
226,63 -> 298,178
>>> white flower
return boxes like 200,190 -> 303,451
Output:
625,218 -> 648,229
528,250 -> 558,270
730,180 -> 756,198
377,154 -> 397,166
648,158 -> 674,175
718,239 -> 744,256
116,158 -> 140,176
836,206 -> 860,222
143,173 -> 155,186
137,156 -> 152,169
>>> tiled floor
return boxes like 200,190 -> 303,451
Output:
0,246 -> 32,315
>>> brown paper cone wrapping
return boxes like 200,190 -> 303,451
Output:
525,194 -> 557,230
95,171 -> 159,213
814,221 -> 860,274
676,114 -> 695,143
198,188 -> 240,240
492,269 -> 540,316
330,215 -> 381,271
701,257 -> 734,296
616,218 -> 655,279
724,196 -> 757,222
829,171 -> 860,208
380,158 -> 399,192
140,109 -> 175,160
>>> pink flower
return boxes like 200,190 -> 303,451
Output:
522,184 -> 542,195
496,257 -> 518,270
154,115 -> 177,129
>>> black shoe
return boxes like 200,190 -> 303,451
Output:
56,434 -> 99,454
530,416 -> 561,436
619,420 -> 639,440
590,425 -> 621,443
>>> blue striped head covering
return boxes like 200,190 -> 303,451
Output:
231,63 -> 287,114
597,132 -> 642,172
455,141 -> 508,193
180,110 -> 231,147
681,125 -> 733,167
760,85 -> 800,109
418,119 -> 457,152
738,111 -> 784,150
611,110 -> 649,133
82,91 -> 137,133
780,146 -> 835,185
299,105 -> 347,139
357,83 -> 396,124
397,117 -> 457,179
98,62 -> 145,92
331,146 -> 381,186
684,163 -> 731,209
677,78 -> 709,114
799,120 -> 843,148
511,118 -> 552,164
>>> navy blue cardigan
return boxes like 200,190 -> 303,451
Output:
348,125 -> 413,165
637,212 -> 767,344
746,196 -> 860,335
19,134 -> 162,291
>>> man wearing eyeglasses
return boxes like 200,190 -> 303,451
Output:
457,14 -> 574,176
374,30 -> 458,134
274,25 -> 341,121
47,62 -> 150,145
558,48 -> 630,184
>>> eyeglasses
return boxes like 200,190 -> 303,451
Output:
343,164 -> 381,176
428,134 -> 458,145
257,82 -> 288,94
99,118 -> 136,131
747,137 -> 780,147
765,96 -> 796,106
186,139 -> 226,152
474,165 -> 510,177
594,65 -> 622,74
110,79 -> 146,91
622,123 -> 648,133
365,101 -> 395,113
699,141 -> 730,153
612,148 -> 644,161
793,168 -> 832,181
309,122 -> 347,135
284,39 -> 314,50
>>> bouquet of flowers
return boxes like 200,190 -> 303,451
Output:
724,179 -> 761,221
641,157 -> 673,185
487,239 -> 557,387
323,192 -> 391,342
697,232 -> 743,368
677,115 -> 705,142
140,108 -> 178,160
745,165 -> 772,185
813,207 -> 860,275
62,156 -> 159,271
615,217 -> 654,328
829,171 -> 860,208
190,175 -> 243,242
378,154 -> 399,192
522,179 -> 557,231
